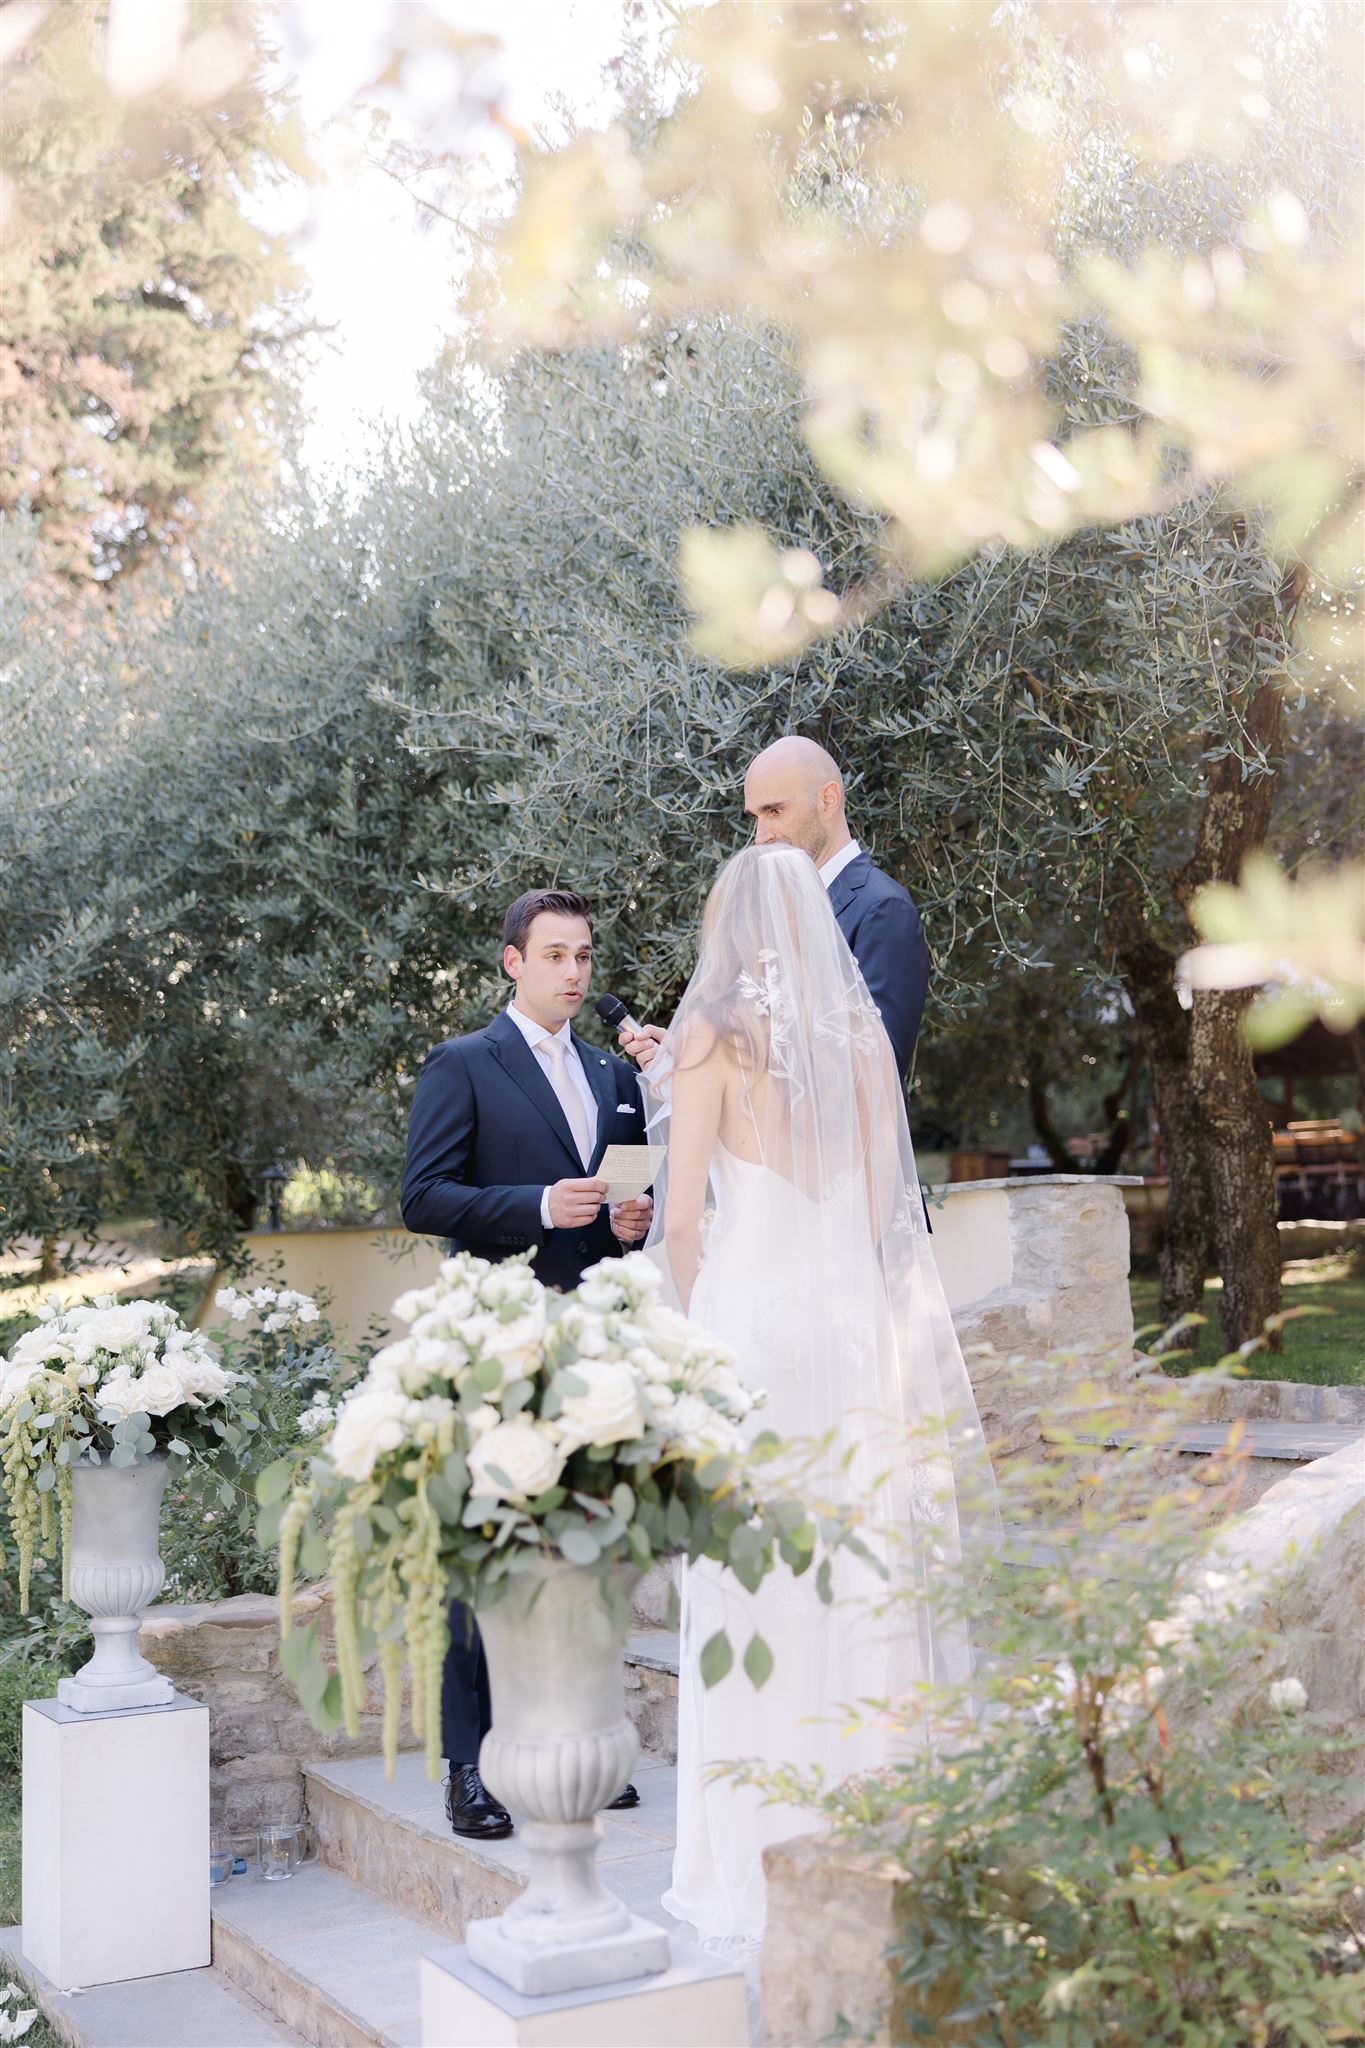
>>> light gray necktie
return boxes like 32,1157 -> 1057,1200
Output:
539,1034 -> 594,1169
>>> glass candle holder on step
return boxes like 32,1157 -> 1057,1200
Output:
258,1820 -> 314,1881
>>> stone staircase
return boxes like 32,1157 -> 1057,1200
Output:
211,1751 -> 683,2048
2,1626 -> 684,2048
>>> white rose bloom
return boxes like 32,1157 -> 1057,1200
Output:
0,1360 -> 49,1409
129,1363 -> 192,1417
392,1285 -> 440,1326
636,1304 -> 698,1363
328,1382 -> 419,1482
613,1252 -> 663,1296
557,1360 -> 645,1450
468,1420 -> 564,1504
627,1345 -> 673,1384
175,1351 -> 236,1404
94,1366 -> 143,1421
440,1254 -> 491,1284
557,1306 -> 611,1358
667,1393 -> 745,1461
465,1310 -> 544,1384
299,1400 -> 335,1437
692,1364 -> 756,1417
69,1302 -> 160,1365
214,1287 -> 251,1323
575,1273 -> 627,1314
369,1337 -> 451,1393
10,1326 -> 65,1369
1269,1677 -> 1308,1714
463,1403 -> 501,1439
275,1290 -> 320,1322
250,1287 -> 278,1310
409,1291 -> 479,1341
477,1270 -> 543,1322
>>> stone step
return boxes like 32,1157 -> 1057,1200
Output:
1127,1420 -> 1363,1461
210,1861 -> 434,2048
0,1922 -> 304,2048
626,1627 -> 680,1763
303,1750 -> 681,1945
1101,1419 -> 1363,1509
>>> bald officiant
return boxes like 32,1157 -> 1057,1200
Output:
620,738 -> 930,1085
741,737 -> 928,1078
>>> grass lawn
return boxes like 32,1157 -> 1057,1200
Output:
1132,1252 -> 1365,1383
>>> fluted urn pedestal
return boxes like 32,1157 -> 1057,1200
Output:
465,1559 -> 671,1996
56,1456 -> 175,1714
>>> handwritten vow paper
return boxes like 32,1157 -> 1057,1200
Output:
598,1144 -> 664,1203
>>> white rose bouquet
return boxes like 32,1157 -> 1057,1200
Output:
0,1295 -> 245,1609
265,1251 -> 867,1776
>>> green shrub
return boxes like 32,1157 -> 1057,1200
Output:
280,1161 -> 383,1229
738,1370 -> 1364,2046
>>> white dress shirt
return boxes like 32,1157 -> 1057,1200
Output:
819,838 -> 862,890
506,1004 -> 599,1228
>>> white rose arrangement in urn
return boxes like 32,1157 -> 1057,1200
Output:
267,1250 -> 869,1992
0,1295 -> 247,1711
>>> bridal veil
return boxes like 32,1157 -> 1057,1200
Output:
642,845 -> 996,1948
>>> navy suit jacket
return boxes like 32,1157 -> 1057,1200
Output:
826,853 -> 929,1081
400,1010 -> 648,1292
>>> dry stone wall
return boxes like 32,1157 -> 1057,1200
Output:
945,1175 -> 1136,1361
138,1583 -> 415,1829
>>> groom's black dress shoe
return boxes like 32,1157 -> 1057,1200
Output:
445,1765 -> 513,1840
606,1782 -> 640,1810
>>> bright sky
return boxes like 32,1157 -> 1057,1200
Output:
261,0 -> 643,483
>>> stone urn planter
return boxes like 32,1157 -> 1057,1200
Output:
57,1456 -> 175,1715
464,1558 -> 670,1996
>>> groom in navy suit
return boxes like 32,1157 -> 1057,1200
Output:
400,887 -> 651,1840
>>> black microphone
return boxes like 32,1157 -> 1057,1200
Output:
595,992 -> 646,1038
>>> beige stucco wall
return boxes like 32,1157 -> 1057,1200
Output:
194,1227 -> 445,1349
926,1184 -> 1012,1309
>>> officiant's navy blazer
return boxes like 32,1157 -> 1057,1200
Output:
400,1008 -> 648,1293
826,853 -> 929,1080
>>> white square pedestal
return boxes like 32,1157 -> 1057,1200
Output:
466,1907 -> 670,1996
421,1938 -> 749,2047
22,1694 -> 210,1989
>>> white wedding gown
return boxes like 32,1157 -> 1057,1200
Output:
661,1145 -> 916,1949
646,843 -> 993,1955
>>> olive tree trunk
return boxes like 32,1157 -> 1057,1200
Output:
1175,671 -> 1289,1352
1107,887 -> 1211,1333
1187,985 -> 1282,1352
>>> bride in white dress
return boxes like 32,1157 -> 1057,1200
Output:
644,843 -> 994,1952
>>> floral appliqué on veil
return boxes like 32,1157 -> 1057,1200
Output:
737,948 -> 797,1078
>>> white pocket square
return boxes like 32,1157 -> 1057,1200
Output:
616,1103 -> 638,1114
